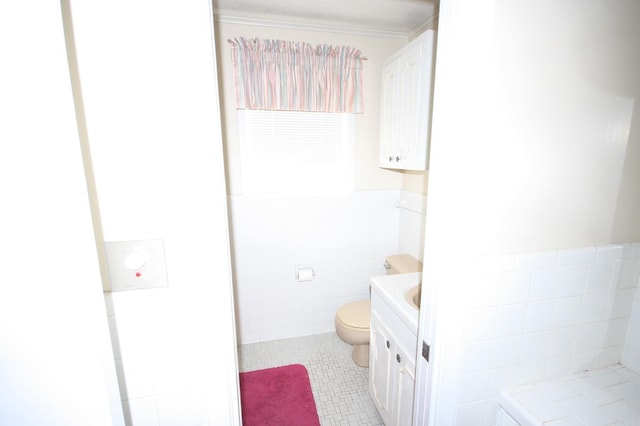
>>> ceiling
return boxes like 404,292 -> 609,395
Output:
213,0 -> 439,36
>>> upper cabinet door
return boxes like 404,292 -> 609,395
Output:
379,60 -> 399,166
379,30 -> 436,171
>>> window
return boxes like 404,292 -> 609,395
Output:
238,110 -> 354,198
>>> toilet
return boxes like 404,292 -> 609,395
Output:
335,254 -> 423,367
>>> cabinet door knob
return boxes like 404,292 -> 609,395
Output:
386,340 -> 391,348
388,156 -> 393,162
395,156 -> 400,162
396,354 -> 402,363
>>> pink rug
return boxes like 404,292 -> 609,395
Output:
239,364 -> 320,426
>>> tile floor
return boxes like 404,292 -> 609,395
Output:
238,332 -> 384,425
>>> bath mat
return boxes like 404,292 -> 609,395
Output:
239,363 -> 320,426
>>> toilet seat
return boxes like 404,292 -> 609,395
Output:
336,300 -> 370,329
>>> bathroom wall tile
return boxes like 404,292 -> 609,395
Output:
617,257 -> 640,289
554,296 -> 583,328
155,389 -> 207,426
517,360 -> 545,385
525,300 -> 556,333
575,322 -> 608,351
492,336 -> 523,368
617,243 -> 634,259
516,251 -> 558,270
547,327 -> 578,358
455,399 -> 491,426
499,270 -> 532,305
596,245 -> 625,262
605,317 -> 631,347
621,345 -> 640,373
529,268 -> 560,301
487,366 -> 520,397
469,271 -> 501,308
586,261 -> 616,293
495,304 -> 527,337
229,190 -> 401,344
580,292 -> 613,323
624,307 -> 640,347
557,247 -> 597,266
520,332 -> 550,363
544,356 -> 572,380
463,307 -> 497,342
594,346 -> 623,369
570,350 -> 597,372
453,241 -> 640,425
460,340 -> 494,373
457,371 -> 490,403
557,265 -> 589,298
611,288 -> 636,318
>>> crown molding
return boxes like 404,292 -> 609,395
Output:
214,14 -> 410,39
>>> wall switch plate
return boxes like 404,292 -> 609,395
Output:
104,239 -> 168,292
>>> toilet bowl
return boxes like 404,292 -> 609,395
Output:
335,254 -> 422,367
335,299 -> 371,366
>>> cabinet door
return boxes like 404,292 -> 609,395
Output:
394,344 -> 416,426
379,60 -> 398,167
396,40 -> 426,170
369,310 -> 393,424
378,30 -> 434,171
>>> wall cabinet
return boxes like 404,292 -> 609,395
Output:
369,289 -> 418,425
379,30 -> 435,171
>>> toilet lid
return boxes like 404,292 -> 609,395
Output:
336,300 -> 370,329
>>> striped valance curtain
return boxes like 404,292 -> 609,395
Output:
228,37 -> 364,113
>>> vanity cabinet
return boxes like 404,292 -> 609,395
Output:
369,289 -> 417,426
379,29 -> 435,171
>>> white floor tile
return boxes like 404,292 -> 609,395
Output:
238,332 -> 383,425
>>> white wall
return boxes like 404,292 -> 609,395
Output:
0,2 -> 122,424
66,1 -> 240,424
417,0 -> 640,425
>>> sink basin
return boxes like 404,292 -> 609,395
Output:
405,285 -> 421,310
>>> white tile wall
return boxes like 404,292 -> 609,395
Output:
228,190 -> 404,344
452,242 -> 640,425
104,290 -> 216,426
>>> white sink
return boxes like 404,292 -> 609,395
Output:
405,285 -> 421,310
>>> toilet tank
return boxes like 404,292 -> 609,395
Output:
385,254 -> 423,275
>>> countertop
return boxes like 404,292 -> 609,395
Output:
370,272 -> 421,332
